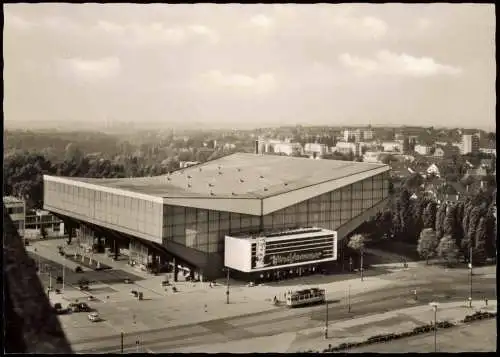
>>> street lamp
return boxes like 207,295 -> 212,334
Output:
347,285 -> 351,313
468,245 -> 473,303
223,267 -> 230,304
429,302 -> 439,353
325,290 -> 329,339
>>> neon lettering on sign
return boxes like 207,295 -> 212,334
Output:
271,252 -> 324,266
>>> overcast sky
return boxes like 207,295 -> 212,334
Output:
4,3 -> 496,130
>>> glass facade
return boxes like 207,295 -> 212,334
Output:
44,180 -> 163,239
163,171 -> 389,253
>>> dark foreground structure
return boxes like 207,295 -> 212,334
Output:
3,203 -> 73,353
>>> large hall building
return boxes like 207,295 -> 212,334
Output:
43,153 -> 390,280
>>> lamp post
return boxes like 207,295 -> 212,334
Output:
325,290 -> 329,339
224,267 -> 230,304
429,302 -> 439,353
469,245 -> 473,303
348,284 -> 351,313
62,255 -> 66,293
120,331 -> 124,354
360,249 -> 364,282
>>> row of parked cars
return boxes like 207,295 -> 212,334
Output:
53,301 -> 101,322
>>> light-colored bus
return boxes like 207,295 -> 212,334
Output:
286,288 -> 326,308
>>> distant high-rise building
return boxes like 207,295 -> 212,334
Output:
461,134 -> 480,155
343,128 -> 373,142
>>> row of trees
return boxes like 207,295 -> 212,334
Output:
3,151 -> 175,210
362,185 -> 496,266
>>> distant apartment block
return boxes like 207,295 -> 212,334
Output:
256,139 -> 303,156
335,142 -> 361,156
3,196 -> 26,237
461,134 -> 480,155
179,161 -> 201,168
304,143 -> 328,157
414,144 -> 432,155
343,129 -> 374,143
363,151 -> 383,163
381,141 -> 403,153
479,147 -> 496,156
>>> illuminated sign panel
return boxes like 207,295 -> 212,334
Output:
249,232 -> 337,271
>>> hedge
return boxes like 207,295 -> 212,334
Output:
303,311 -> 497,353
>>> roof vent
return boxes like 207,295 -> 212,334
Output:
284,183 -> 288,186
264,188 -> 268,191
218,171 -> 223,175
260,175 -> 264,178
232,192 -> 237,196
187,175 -> 192,179
239,179 -> 244,183
237,168 -> 241,172
210,191 -> 215,196
187,184 -> 192,188
208,183 -> 214,187
167,177 -> 171,181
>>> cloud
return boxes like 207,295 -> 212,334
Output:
96,20 -> 125,35
93,20 -> 218,45
249,14 -> 274,28
4,11 -> 34,30
200,70 -> 277,93
416,17 -> 431,31
188,25 -> 219,43
62,57 -> 121,81
331,14 -> 388,40
339,51 -> 463,77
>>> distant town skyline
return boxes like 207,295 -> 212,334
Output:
4,4 -> 496,131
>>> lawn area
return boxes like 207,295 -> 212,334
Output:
349,319 -> 496,353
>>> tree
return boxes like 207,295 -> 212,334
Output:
404,173 -> 424,190
417,228 -> 439,264
423,201 -> 437,229
347,234 -> 368,281
467,206 -> 482,250
437,235 -> 459,267
398,188 -> 414,242
443,204 -> 461,247
473,217 -> 489,265
435,203 -> 447,239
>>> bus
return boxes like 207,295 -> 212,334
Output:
285,288 -> 326,308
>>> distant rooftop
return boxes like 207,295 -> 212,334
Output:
58,153 -> 387,199
3,196 -> 24,204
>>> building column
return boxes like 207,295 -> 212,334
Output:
129,241 -> 134,265
152,251 -> 158,274
113,239 -> 119,260
173,258 -> 178,282
67,223 -> 74,244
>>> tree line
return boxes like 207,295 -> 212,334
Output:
3,151 -> 174,210
360,186 -> 496,266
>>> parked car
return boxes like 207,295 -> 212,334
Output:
68,302 -> 91,312
54,303 -> 69,315
88,312 -> 101,322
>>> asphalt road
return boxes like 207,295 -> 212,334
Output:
73,273 -> 496,353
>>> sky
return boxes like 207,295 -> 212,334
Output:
3,3 -> 496,130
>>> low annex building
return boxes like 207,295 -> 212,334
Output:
43,153 -> 390,280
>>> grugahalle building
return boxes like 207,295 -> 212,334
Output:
43,153 -> 390,280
